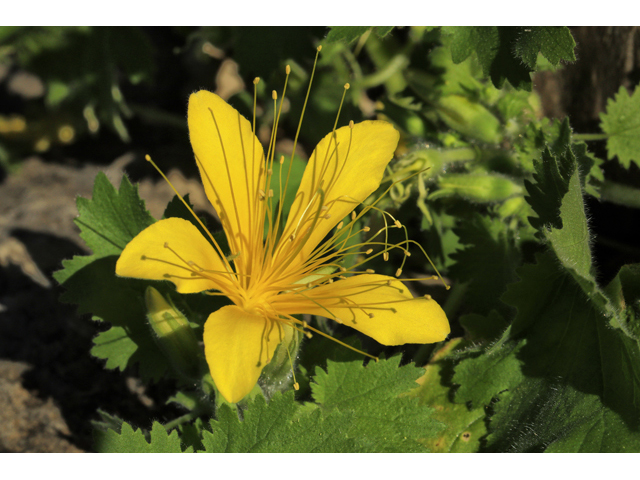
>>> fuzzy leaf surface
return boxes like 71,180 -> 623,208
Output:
442,26 -> 575,90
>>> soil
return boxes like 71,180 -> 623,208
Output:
1,27 -> 639,453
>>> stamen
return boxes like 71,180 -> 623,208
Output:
366,269 -> 375,274
383,252 -> 389,261
365,249 -> 373,255
396,268 -> 402,277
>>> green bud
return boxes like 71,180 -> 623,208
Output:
436,95 -> 502,144
433,173 -> 522,203
145,286 -> 201,379
259,325 -> 303,400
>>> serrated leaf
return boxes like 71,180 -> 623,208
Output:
451,252 -> 640,452
74,173 -> 155,257
95,421 -> 189,453
414,339 -> 487,452
448,213 -> 522,316
54,174 -> 169,381
311,355 -> 445,452
600,85 -> 640,169
442,26 -> 575,91
200,356 -> 443,452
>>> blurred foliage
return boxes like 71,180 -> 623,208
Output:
6,26 -> 636,452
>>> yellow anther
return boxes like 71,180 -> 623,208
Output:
340,266 -> 347,273
258,189 -> 266,200
328,278 -> 334,284
267,168 -> 273,175
365,248 -> 373,255
253,77 -> 260,85
286,65 -> 291,74
368,313 -> 375,319
324,214 -> 331,219
424,294 -> 432,300
383,252 -> 389,261
337,221 -> 344,230
268,189 -> 274,198
289,234 -> 296,241
294,382 -> 300,391
349,120 -> 354,128
405,251 -> 412,257
366,269 -> 375,274
317,45 -> 322,52
321,205 -> 328,212
394,220 -> 402,228
363,226 -> 370,232
279,155 -> 285,164
351,211 -> 357,221
344,83 -> 350,90
145,154 -> 152,162
395,268 -> 402,277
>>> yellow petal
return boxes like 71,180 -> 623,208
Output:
188,90 -> 266,262
116,217 -> 230,294
280,121 -> 399,262
275,274 -> 449,345
203,305 -> 285,403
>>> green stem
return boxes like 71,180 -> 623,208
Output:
163,411 -> 201,432
573,133 -> 608,141
600,180 -> 640,209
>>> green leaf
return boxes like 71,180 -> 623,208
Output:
448,213 -> 522,316
95,421 -> 190,453
201,356 -> 443,452
413,339 -> 487,452
54,174 -> 169,381
311,355 -> 445,452
325,26 -> 395,45
600,85 -> 640,169
442,26 -> 575,90
72,173 -> 155,258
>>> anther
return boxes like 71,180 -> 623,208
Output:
267,168 -> 273,175
351,211 -> 356,221
141,255 -> 147,260
394,220 -> 402,228
268,189 -> 274,198
317,45 -> 322,52
383,252 -> 389,261
279,155 -> 285,164
324,214 -> 331,219
363,226 -> 370,232
395,268 -> 402,277
272,90 -> 277,100
340,266 -> 347,273
365,248 -> 373,255
349,120 -> 354,129
405,251 -> 412,257
286,65 -> 291,74
366,269 -> 375,274
344,83 -> 350,90
163,273 -> 171,278
294,382 -> 300,391
321,206 -> 328,212
163,242 -> 169,248
328,278 -> 334,284
253,77 -> 260,85
289,234 -> 296,242
337,221 -> 343,230
424,294 -> 432,300
145,154 -> 152,162
258,189 -> 266,200
368,313 -> 375,319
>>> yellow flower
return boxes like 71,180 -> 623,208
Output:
116,87 -> 449,403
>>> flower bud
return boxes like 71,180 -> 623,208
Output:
145,286 -> 201,379
436,95 -> 502,144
